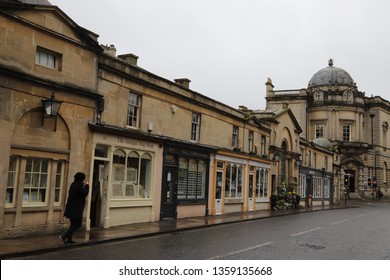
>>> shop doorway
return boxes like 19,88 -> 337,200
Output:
344,170 -> 355,193
248,173 -> 255,211
160,166 -> 178,219
91,161 -> 104,227
215,170 -> 223,215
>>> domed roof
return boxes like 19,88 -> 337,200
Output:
308,59 -> 354,87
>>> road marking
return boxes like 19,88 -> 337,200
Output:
208,242 -> 273,259
291,227 -> 321,237
330,219 -> 349,225
353,214 -> 366,219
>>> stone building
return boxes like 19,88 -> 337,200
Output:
265,59 -> 390,201
0,0 -> 274,237
0,0 -> 104,237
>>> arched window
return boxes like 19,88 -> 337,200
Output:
112,150 -> 152,199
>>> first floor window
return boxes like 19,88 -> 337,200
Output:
36,47 -> 61,70
178,157 -> 206,199
191,113 -> 201,142
343,124 -> 351,142
315,124 -> 324,138
261,135 -> 266,155
248,131 -> 254,152
128,92 -> 141,128
232,126 -> 239,147
225,163 -> 243,198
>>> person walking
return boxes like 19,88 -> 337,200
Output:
59,172 -> 89,245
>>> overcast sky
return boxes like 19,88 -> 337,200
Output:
51,0 -> 390,109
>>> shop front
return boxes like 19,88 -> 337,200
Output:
299,167 -> 333,207
211,152 -> 271,215
88,125 -> 163,229
160,140 -> 217,220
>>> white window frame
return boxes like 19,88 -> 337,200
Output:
191,113 -> 200,142
232,126 -> 239,148
248,130 -> 254,152
127,92 -> 141,128
23,158 -> 50,206
35,47 -> 61,70
343,124 -> 351,142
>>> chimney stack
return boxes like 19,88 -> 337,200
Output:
118,53 -> 139,66
174,78 -> 191,89
102,44 -> 117,57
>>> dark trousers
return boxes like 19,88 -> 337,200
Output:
62,218 -> 82,241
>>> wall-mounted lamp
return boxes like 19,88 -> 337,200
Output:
42,92 -> 62,118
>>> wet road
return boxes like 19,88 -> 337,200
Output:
15,201 -> 390,260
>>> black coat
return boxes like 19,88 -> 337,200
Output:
64,181 -> 89,219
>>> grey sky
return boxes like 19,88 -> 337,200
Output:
51,0 -> 390,109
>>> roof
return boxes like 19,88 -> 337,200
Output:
308,59 -> 355,87
15,0 -> 52,5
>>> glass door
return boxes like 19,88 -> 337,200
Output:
215,170 -> 223,215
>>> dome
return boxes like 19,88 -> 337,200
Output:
308,59 -> 354,87
312,138 -> 334,149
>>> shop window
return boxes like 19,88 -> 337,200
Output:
225,163 -> 243,198
112,149 -> 152,199
178,157 -> 206,199
256,169 -> 268,198
313,176 -> 322,198
23,158 -> 49,205
6,156 -> 18,206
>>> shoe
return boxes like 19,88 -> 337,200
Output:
59,235 -> 67,245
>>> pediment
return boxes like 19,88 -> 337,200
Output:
8,6 -> 101,50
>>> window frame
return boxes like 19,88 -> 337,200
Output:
343,124 -> 351,142
127,92 -> 141,128
23,158 -> 50,206
232,126 -> 239,148
191,113 -> 201,142
35,46 -> 62,71
248,130 -> 254,152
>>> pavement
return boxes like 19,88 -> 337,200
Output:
1,198 -> 387,259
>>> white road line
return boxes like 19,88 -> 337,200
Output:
353,214 -> 367,219
330,219 -> 349,225
208,242 -> 273,260
290,227 -> 322,237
